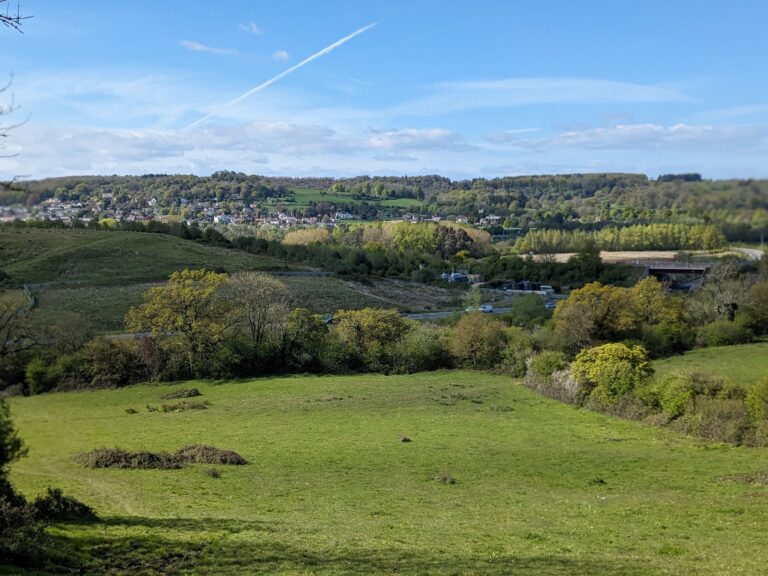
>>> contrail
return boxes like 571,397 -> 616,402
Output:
183,22 -> 377,130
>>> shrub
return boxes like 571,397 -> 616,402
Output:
160,400 -> 209,412
528,351 -> 568,382
32,488 -> 97,522
24,357 -> 54,395
175,445 -> 247,465
391,325 -> 447,374
77,448 -> 182,469
571,343 -> 653,406
160,387 -> 202,400
746,377 -> 768,423
498,327 -> 534,377
672,398 -> 751,445
83,338 -> 145,388
697,318 -> 753,347
0,485 -> 44,563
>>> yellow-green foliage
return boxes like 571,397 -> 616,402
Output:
332,308 -> 413,370
125,269 -> 230,375
282,228 -> 330,246
515,223 -> 727,252
449,312 -> 504,368
746,377 -> 768,423
572,343 -> 653,406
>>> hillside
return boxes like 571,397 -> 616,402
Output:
0,227 -> 293,287
7,371 -> 768,575
652,341 -> 768,387
0,227 -> 460,332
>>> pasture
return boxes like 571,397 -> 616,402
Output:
6,371 -> 768,575
652,341 -> 768,387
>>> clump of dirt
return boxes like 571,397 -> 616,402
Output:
160,387 -> 202,400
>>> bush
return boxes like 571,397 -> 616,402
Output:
77,445 -> 247,469
32,488 -> 97,522
672,398 -> 751,445
83,338 -> 146,388
697,317 -> 753,347
160,400 -> 209,412
746,377 -> 768,423
160,387 -> 202,400
77,448 -> 182,469
391,326 -> 447,374
528,351 -> 568,382
24,357 -> 54,395
0,487 -> 44,563
571,343 -> 653,406
175,445 -> 247,465
498,327 -> 534,377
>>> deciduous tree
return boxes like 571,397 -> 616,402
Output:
125,269 -> 231,376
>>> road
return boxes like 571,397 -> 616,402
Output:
405,307 -> 514,321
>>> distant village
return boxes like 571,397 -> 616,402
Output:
0,191 -> 504,229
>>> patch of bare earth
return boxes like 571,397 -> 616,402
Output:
342,278 -> 456,311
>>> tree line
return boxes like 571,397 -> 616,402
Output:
514,223 -> 727,253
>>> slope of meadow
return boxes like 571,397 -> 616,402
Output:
652,341 -> 768,388
6,371 -> 768,575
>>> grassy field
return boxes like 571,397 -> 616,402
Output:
282,188 -> 424,209
653,341 -> 768,387
0,227 -> 293,287
6,371 -> 768,575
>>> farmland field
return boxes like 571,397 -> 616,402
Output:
6,371 -> 768,575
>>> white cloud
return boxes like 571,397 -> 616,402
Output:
394,78 -> 691,116
180,40 -> 239,57
239,22 -> 262,35
364,128 -> 472,151
272,49 -> 290,61
547,123 -> 768,150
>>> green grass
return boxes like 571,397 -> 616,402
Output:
31,283 -> 156,332
7,371 -> 768,574
280,188 -> 424,209
653,341 -> 768,387
0,227 -> 293,287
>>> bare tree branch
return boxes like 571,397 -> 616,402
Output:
0,1 -> 30,32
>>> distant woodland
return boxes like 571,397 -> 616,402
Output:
2,172 -> 767,241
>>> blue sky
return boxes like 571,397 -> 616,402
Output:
1,0 -> 767,179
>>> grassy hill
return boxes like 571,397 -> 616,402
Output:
652,341 -> 768,387
0,227 -> 292,287
7,371 -> 768,574
0,227 -> 459,332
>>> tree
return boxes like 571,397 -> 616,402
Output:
0,400 -> 24,476
449,312 -> 504,368
125,269 -> 231,376
0,1 -> 28,31
332,308 -> 412,371
0,291 -> 36,360
226,271 -> 288,347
